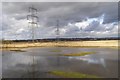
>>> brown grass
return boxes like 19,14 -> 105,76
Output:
0,40 -> 119,50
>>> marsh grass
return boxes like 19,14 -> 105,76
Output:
50,49 -> 61,52
1,40 -> 118,49
59,52 -> 95,56
49,70 -> 98,78
10,49 -> 26,52
5,48 -> 26,52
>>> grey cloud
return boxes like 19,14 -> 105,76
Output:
2,2 -> 118,26
84,21 -> 100,31
1,2 -> 118,39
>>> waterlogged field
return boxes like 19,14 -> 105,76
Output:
2,47 -> 118,78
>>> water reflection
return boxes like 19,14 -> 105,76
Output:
2,47 -> 118,78
68,55 -> 106,67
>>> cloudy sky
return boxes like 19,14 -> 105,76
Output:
1,2 -> 119,40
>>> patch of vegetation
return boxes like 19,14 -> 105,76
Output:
60,52 -> 95,56
49,70 -> 98,78
10,49 -> 26,52
50,50 -> 61,52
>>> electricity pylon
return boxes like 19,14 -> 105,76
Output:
27,6 -> 39,42
56,20 -> 60,42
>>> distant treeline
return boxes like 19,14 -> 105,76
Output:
2,37 -> 120,43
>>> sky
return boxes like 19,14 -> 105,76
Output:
1,2 -> 119,40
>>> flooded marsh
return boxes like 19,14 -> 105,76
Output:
2,47 -> 119,78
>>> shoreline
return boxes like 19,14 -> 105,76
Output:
0,40 -> 119,50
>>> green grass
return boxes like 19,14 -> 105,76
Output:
60,52 -> 95,56
49,70 -> 98,78
50,49 -> 61,52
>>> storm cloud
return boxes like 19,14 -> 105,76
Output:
1,2 -> 119,40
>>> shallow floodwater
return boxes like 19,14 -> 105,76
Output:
2,47 -> 119,78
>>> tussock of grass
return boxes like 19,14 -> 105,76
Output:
10,49 -> 26,52
60,52 -> 95,56
50,50 -> 61,52
49,70 -> 98,78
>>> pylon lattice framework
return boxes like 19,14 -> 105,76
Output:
27,7 -> 39,42
56,20 -> 60,42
